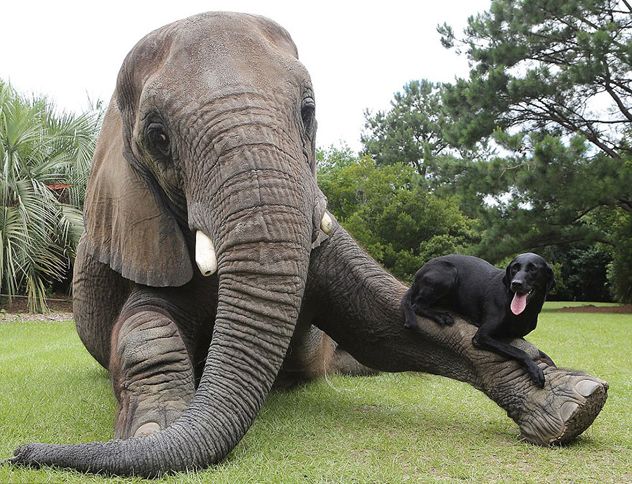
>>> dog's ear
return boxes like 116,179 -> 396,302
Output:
503,264 -> 512,288
545,263 -> 556,292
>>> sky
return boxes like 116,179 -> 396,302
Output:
1,1 -> 491,151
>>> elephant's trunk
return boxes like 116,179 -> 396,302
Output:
12,157 -> 314,477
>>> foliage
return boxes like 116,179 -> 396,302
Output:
439,0 -> 632,161
357,78 -> 631,300
603,207 -> 632,301
429,0 -> 632,301
0,80 -> 101,311
316,144 -> 358,172
318,148 -> 476,282
354,1 -> 632,300
444,134 -> 630,260
1,312 -> 630,482
541,243 -> 613,301
361,80 -> 449,178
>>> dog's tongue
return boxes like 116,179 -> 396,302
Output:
511,293 -> 527,315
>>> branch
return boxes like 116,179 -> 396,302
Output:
434,136 -> 454,156
545,90 -> 630,125
555,14 -> 629,50
606,77 -> 632,96
571,118 -> 628,124
604,83 -> 632,122
603,66 -> 632,122
538,100 -> 621,158
572,205 -> 600,224
526,234 -> 612,251
618,198 -> 632,212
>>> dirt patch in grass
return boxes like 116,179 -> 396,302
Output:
552,304 -> 632,313
0,294 -> 73,322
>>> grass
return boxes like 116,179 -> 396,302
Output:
0,304 -> 630,483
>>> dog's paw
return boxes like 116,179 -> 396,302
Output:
433,312 -> 455,326
528,363 -> 546,388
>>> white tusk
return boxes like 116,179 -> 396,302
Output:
195,230 -> 217,276
321,212 -> 333,235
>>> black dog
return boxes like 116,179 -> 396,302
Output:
401,253 -> 555,387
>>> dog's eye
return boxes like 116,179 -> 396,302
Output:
526,263 -> 535,271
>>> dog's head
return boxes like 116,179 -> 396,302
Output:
502,253 -> 555,315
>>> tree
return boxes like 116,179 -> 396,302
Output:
446,133 -> 627,252
596,203 -> 632,301
318,148 -> 476,281
0,81 -> 101,311
439,0 -> 632,163
362,80 -> 450,179
436,0 -> 632,301
543,244 -> 613,301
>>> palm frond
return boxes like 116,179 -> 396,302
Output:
0,80 -> 101,312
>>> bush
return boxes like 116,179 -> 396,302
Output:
0,81 -> 101,311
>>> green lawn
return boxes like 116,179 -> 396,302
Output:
0,305 -> 630,483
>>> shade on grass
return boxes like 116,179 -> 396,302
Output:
0,306 -> 630,482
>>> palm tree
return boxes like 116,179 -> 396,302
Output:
0,80 -> 101,312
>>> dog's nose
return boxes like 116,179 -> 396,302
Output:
511,280 -> 525,292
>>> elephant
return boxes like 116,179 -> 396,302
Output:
9,12 -> 608,477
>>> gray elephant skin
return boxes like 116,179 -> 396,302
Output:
9,12 -> 608,477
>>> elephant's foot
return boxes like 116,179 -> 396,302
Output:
329,346 -> 378,377
134,422 -> 162,437
499,363 -> 608,445
110,309 -> 195,439
276,326 -> 377,388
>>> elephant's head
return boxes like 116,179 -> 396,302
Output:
86,12 -> 327,286
13,12 -> 330,476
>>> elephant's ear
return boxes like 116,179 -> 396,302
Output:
83,99 -> 193,287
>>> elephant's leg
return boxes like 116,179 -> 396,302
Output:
307,224 -> 608,446
110,309 -> 195,438
73,235 -> 131,368
276,324 -> 376,388
329,344 -> 378,377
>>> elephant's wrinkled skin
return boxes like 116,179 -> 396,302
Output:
9,12 -> 607,477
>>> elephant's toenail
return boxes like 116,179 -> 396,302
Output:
134,422 -> 161,437
560,401 -> 579,421
576,379 -> 600,397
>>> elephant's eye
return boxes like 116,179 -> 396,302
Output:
145,122 -> 171,159
301,98 -> 315,134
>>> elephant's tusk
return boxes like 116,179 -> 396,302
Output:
321,212 -> 333,235
195,230 -> 217,276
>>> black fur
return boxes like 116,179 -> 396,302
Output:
401,253 -> 555,387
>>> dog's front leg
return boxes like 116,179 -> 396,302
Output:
472,326 -> 546,387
